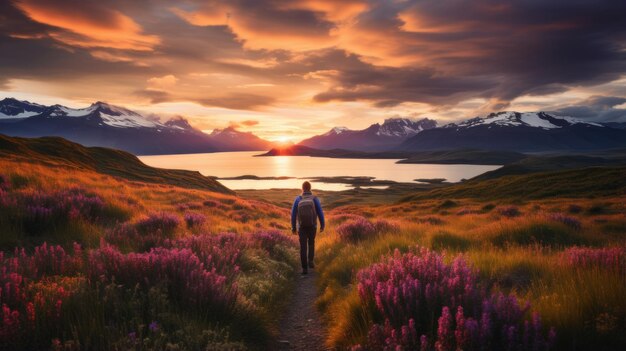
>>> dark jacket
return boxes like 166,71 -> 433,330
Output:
291,191 -> 325,232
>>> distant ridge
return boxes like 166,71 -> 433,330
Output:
401,166 -> 626,200
0,134 -> 234,194
0,97 -> 274,155
299,117 -> 437,151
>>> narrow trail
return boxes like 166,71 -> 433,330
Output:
277,270 -> 330,350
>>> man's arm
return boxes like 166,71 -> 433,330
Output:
314,197 -> 325,231
290,196 -> 300,232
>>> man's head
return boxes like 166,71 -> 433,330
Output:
302,181 -> 311,192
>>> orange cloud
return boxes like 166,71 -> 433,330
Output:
15,0 -> 159,50
241,119 -> 259,126
276,0 -> 368,22
170,1 -> 342,51
147,75 -> 178,91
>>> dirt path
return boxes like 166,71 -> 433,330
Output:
277,270 -> 330,350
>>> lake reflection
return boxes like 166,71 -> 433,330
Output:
139,151 -> 500,191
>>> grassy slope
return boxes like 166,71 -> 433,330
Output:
473,153 -> 626,180
0,134 -> 233,194
402,166 -> 626,201
315,196 -> 626,350
0,146 -> 298,350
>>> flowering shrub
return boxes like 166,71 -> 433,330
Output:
353,247 -> 555,350
560,246 -> 625,272
373,219 -> 399,234
337,218 -> 377,242
498,206 -> 521,218
184,212 -> 206,228
547,213 -> 582,230
0,186 -> 111,236
251,230 -> 295,256
327,213 -> 368,225
166,233 -> 244,279
88,244 -> 237,318
135,212 -> 180,236
0,243 -> 84,348
105,223 -> 165,251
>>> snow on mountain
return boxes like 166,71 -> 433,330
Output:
208,126 -> 274,151
445,111 -> 604,130
45,101 -> 164,129
210,126 -> 240,137
376,118 -> 436,137
0,98 -> 47,120
299,117 -> 437,151
323,127 -> 350,136
400,111 -> 626,152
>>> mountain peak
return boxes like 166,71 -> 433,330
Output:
446,111 -> 604,130
165,116 -> 194,130
0,97 -> 47,119
323,126 -> 350,136
299,117 -> 437,151
376,117 -> 437,137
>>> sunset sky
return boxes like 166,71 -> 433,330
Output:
1,0 -> 625,141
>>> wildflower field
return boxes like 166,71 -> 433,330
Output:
0,160 -> 298,350
315,197 -> 625,350
0,152 -> 624,350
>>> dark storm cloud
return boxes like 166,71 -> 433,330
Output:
551,96 -> 626,122
312,0 -> 626,107
1,0 -> 625,111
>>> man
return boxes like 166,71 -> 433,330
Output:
291,181 -> 325,275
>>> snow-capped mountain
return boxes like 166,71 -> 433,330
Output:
299,117 -> 437,151
208,126 -> 274,151
0,98 -> 274,155
399,111 -> 626,152
0,98 -> 47,120
444,111 -> 603,130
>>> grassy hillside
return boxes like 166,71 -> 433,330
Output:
0,134 -> 233,194
1,133 -> 625,350
473,153 -> 626,180
402,166 -> 626,201
0,146 -> 297,350
315,196 -> 626,350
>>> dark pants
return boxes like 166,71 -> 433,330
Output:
298,227 -> 316,270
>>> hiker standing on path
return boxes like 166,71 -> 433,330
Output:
291,181 -> 325,275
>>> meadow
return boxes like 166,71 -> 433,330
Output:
0,144 -> 624,350
0,159 -> 298,350
315,197 -> 625,350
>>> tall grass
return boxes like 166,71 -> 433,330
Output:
0,160 -> 298,350
317,198 -> 625,350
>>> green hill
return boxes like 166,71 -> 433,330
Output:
402,166 -> 626,201
0,134 -> 233,194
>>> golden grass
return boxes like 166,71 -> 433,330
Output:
315,196 -> 626,349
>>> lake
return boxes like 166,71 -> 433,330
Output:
139,151 -> 500,191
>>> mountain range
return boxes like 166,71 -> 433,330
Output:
3,97 -> 625,155
293,111 -> 626,152
298,117 -> 437,151
0,98 -> 273,155
397,111 -> 626,152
